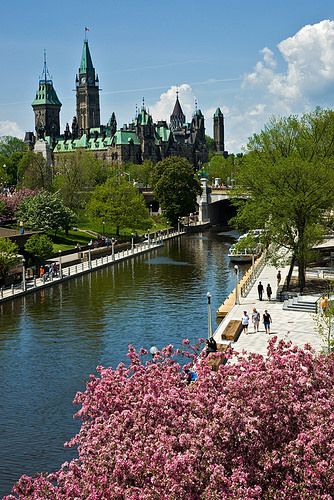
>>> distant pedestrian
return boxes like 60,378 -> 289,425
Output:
266,284 -> 272,301
277,270 -> 281,287
241,311 -> 250,334
39,266 -> 44,278
258,281 -> 264,301
263,309 -> 272,334
320,295 -> 329,315
252,308 -> 260,333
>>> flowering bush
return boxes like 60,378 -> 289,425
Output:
6,339 -> 334,499
0,189 -> 37,222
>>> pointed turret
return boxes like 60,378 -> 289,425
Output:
170,92 -> 185,131
32,51 -> 62,138
79,40 -> 94,74
76,39 -> 101,130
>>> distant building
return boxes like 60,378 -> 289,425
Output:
26,40 -> 228,167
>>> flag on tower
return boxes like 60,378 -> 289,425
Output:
85,27 -> 90,31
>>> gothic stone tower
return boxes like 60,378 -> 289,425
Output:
32,54 -> 62,139
76,40 -> 100,131
213,107 -> 225,153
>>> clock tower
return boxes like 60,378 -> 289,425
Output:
76,39 -> 100,132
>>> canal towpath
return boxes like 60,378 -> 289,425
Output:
214,262 -> 323,355
0,229 -> 185,304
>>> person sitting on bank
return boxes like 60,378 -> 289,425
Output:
205,337 -> 217,355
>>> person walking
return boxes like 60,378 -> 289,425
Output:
263,310 -> 272,334
258,281 -> 264,301
251,307 -> 260,333
266,284 -> 272,301
241,311 -> 250,334
320,295 -> 329,315
277,270 -> 281,287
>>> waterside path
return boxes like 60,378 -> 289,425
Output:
214,262 -> 323,355
0,230 -> 185,304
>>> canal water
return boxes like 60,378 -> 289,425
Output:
0,231 -> 242,497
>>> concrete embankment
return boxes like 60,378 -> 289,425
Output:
0,230 -> 185,305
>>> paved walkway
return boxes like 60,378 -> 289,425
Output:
0,230 -> 184,304
214,262 -> 324,355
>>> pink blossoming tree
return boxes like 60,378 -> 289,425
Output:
6,339 -> 334,499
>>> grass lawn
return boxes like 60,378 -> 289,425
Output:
51,216 -> 171,252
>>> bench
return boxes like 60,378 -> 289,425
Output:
221,320 -> 243,342
207,343 -> 229,372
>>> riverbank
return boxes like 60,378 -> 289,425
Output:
0,229 -> 185,305
214,261 -> 324,356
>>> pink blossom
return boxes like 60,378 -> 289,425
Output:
5,339 -> 334,499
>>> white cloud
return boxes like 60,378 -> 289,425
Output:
149,84 -> 196,123
0,121 -> 24,139
228,19 -> 334,151
245,19 -> 334,102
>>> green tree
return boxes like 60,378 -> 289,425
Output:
53,151 -> 109,210
126,160 -> 153,188
205,135 -> 216,155
0,237 -> 19,284
16,191 -> 75,235
18,151 -> 51,189
87,178 -> 151,236
152,156 -> 201,225
0,136 -> 26,186
235,110 -> 334,291
24,234 -> 54,268
0,136 -> 26,157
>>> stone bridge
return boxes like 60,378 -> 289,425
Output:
197,179 -> 246,226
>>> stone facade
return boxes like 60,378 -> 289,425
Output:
26,41 -> 228,169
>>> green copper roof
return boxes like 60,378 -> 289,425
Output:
79,41 -> 94,74
32,82 -> 62,107
214,107 -> 223,117
137,108 -> 152,126
156,126 -> 170,143
113,130 -> 140,145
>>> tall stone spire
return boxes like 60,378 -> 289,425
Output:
76,39 -> 101,131
32,51 -> 62,139
213,107 -> 225,153
170,91 -> 186,131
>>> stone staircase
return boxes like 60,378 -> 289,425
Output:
283,295 -> 319,313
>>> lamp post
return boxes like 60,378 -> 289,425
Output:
207,292 -> 212,339
88,245 -> 92,269
178,218 -> 181,234
111,238 -> 115,261
22,258 -> 26,291
147,230 -> 150,248
234,264 -> 240,305
131,233 -> 135,254
58,250 -> 63,278
149,203 -> 153,216
102,220 -> 105,237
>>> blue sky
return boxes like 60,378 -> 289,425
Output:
1,0 -> 334,152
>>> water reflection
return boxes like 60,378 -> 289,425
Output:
0,232 -> 243,496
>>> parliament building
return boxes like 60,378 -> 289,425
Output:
25,40 -> 227,167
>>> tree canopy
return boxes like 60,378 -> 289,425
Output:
16,191 -> 75,235
53,151 -> 109,211
18,151 -> 52,190
0,237 -> 19,284
235,109 -> 334,291
6,339 -> 334,499
24,234 -> 54,264
87,178 -> 151,235
152,156 -> 201,225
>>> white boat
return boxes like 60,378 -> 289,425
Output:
228,246 -> 257,263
